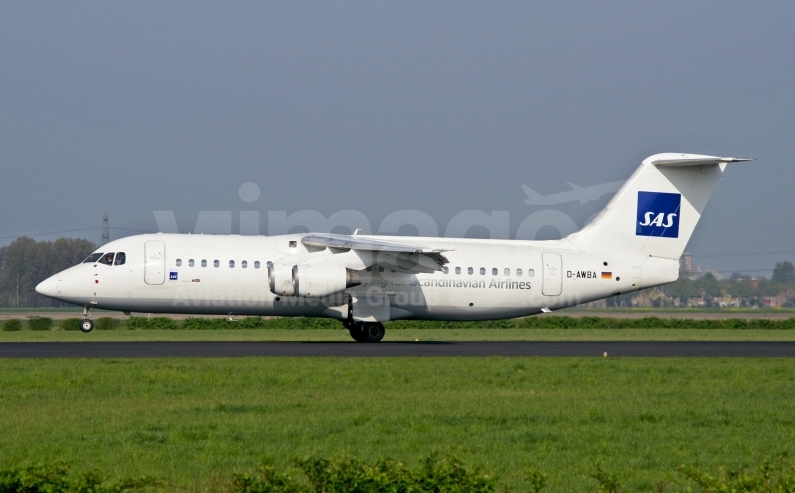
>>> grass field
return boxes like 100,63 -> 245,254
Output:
0,357 -> 793,491
3,327 -> 795,342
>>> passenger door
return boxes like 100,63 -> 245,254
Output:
542,252 -> 562,296
144,241 -> 166,285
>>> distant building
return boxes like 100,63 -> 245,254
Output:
680,252 -> 694,274
707,270 -> 723,280
679,252 -> 704,279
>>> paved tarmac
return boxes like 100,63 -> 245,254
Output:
0,341 -> 794,358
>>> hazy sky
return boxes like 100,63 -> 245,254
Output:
2,1 -> 793,276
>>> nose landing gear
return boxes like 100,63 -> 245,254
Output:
80,306 -> 94,333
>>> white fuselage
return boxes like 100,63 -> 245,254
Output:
38,232 -> 679,321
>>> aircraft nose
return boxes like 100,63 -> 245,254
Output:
36,275 -> 58,298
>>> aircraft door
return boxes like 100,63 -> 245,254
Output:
542,253 -> 562,296
144,241 -> 166,285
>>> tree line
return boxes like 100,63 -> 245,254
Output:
0,237 -> 96,307
607,261 -> 795,308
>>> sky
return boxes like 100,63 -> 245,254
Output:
1,1 -> 794,277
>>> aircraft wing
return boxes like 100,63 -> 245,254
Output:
301,233 -> 449,273
302,233 -> 430,253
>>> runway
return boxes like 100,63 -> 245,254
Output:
1,341 -> 794,358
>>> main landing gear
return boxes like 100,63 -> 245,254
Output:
80,306 -> 94,333
344,321 -> 385,343
342,295 -> 385,342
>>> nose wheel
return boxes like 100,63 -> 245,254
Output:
347,322 -> 385,343
80,306 -> 94,333
80,319 -> 94,332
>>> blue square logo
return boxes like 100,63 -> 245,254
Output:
636,191 -> 681,238
169,271 -> 178,280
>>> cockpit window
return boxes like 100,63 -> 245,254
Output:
83,253 -> 103,264
114,252 -> 126,265
98,253 -> 115,266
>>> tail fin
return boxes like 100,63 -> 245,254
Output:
566,153 -> 751,260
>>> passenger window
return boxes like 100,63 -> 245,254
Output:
492,268 -> 498,276
201,259 -> 207,267
229,260 -> 235,268
83,253 -> 103,263
480,267 -> 485,275
289,240 -> 297,248
176,259 -> 182,267
455,267 -> 461,275
98,253 -> 115,266
214,260 -> 220,268
254,261 -> 260,269
114,252 -> 126,265
242,260 -> 248,268
442,266 -> 449,274
504,268 -> 510,276
188,259 -> 194,267
528,269 -> 535,277
516,269 -> 522,277
467,267 -> 473,275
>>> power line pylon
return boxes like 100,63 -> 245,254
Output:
102,212 -> 109,245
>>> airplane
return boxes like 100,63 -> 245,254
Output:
36,153 -> 751,342
522,180 -> 624,205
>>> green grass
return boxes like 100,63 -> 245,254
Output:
0,357 -> 793,491
562,306 -> 795,314
2,327 -> 795,342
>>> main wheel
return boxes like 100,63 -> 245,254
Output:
80,319 -> 94,333
363,322 -> 385,342
349,327 -> 367,342
348,322 -> 385,342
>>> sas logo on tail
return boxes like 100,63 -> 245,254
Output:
636,191 -> 680,238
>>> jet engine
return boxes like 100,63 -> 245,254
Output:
268,262 -> 297,296
294,263 -> 361,297
268,260 -> 361,297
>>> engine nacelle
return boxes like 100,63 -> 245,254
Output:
268,262 -> 297,296
294,262 -> 361,298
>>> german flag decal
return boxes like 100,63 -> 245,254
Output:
601,272 -> 612,279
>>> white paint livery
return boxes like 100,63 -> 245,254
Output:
36,153 -> 751,341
